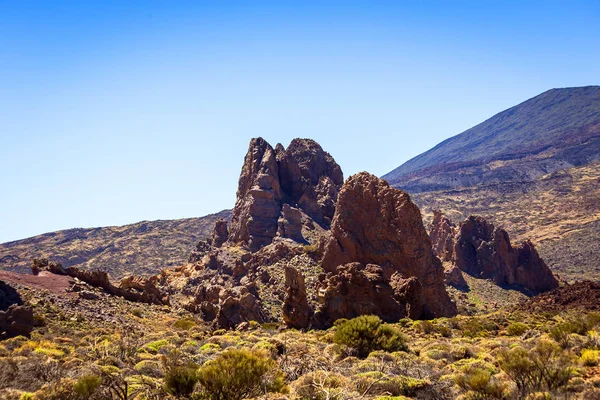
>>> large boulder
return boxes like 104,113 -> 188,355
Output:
322,172 -> 456,319
0,281 -> 33,339
227,138 -> 343,252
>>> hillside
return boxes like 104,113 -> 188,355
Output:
0,210 -> 231,279
384,86 -> 600,192
413,162 -> 600,282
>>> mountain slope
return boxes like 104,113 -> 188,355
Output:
384,86 -> 600,192
412,162 -> 600,282
0,210 -> 231,279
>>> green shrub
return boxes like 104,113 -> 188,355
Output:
455,365 -> 508,399
164,364 -> 200,397
507,322 -> 529,336
74,375 -> 102,397
174,318 -> 196,330
197,348 -> 286,400
581,349 -> 599,366
333,315 -> 407,358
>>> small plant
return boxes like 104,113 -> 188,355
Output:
174,318 -> 196,330
74,374 -> 102,397
507,322 -> 529,336
333,315 -> 407,358
164,364 -> 200,397
131,308 -> 143,318
455,365 -> 508,399
581,349 -> 599,366
196,348 -> 286,400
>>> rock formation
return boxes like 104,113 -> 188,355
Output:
429,211 -> 456,262
0,280 -> 33,339
429,213 -> 559,294
211,219 -> 229,248
61,266 -> 170,305
227,138 -> 343,251
313,263 -> 406,327
321,172 -> 457,319
282,266 -> 312,329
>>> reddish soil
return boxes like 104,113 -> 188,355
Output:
519,280 -> 600,312
0,270 -> 76,297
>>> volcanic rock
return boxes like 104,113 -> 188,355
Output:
211,219 -> 229,248
444,264 -> 468,290
282,266 -> 312,329
313,263 -> 407,327
227,138 -> 343,252
0,281 -> 33,339
321,172 -> 456,318
429,211 -> 456,262
453,216 -> 559,293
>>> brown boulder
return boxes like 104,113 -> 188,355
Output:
443,264 -> 469,290
0,281 -> 33,339
0,304 -> 33,339
212,219 -> 229,248
282,266 -> 312,329
322,172 -> 456,318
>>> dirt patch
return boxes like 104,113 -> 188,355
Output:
0,270 -> 76,297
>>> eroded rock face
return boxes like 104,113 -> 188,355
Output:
227,138 -> 343,252
282,266 -> 312,329
452,215 -> 559,293
313,263 -> 406,327
322,172 -> 456,319
429,211 -> 456,262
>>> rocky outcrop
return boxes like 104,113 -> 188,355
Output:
321,172 -> 456,319
429,211 -> 456,262
433,214 -> 559,294
0,280 -> 33,339
227,138 -> 343,252
313,263 -> 405,327
444,264 -> 468,290
187,283 -> 265,329
282,266 -> 312,329
62,267 -> 170,305
211,219 -> 229,248
32,258 -> 67,275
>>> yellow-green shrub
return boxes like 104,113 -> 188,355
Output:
196,348 -> 286,400
333,315 -> 407,358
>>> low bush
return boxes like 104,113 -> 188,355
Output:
196,348 -> 286,400
507,322 -> 529,336
581,349 -> 599,366
74,375 -> 102,397
333,315 -> 407,358
163,364 -> 200,397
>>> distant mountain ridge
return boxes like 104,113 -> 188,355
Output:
0,210 -> 231,279
383,86 -> 600,192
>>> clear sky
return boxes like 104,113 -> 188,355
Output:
1,1 -> 599,243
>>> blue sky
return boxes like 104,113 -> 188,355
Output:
1,1 -> 599,243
